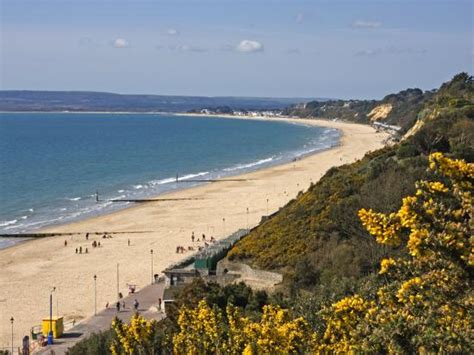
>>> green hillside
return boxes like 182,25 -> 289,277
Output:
286,86 -> 433,133
229,73 -> 474,294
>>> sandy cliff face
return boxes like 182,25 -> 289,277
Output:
368,103 -> 393,121
403,108 -> 441,139
403,119 -> 425,138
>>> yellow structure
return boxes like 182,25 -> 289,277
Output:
41,317 -> 64,338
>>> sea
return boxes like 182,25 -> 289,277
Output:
0,112 -> 340,248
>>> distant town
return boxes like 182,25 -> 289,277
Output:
188,107 -> 285,117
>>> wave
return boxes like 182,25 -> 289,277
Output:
67,197 -> 81,201
178,171 -> 209,181
224,157 -> 275,172
149,171 -> 210,186
0,219 -> 17,227
133,184 -> 144,190
150,177 -> 177,186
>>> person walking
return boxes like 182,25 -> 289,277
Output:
116,301 -> 121,312
134,299 -> 139,311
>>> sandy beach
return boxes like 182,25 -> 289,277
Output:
0,116 -> 388,347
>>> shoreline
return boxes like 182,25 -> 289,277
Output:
0,113 -> 338,241
0,116 -> 388,347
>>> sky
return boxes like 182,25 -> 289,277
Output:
0,0 -> 473,99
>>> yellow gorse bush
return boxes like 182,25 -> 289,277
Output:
110,314 -> 158,355
356,153 -> 473,352
173,301 -> 312,354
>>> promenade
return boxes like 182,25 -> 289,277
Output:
35,282 -> 164,354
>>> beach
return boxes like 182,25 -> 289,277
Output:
0,117 -> 388,347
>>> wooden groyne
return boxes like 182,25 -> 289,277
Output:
109,197 -> 204,203
176,178 -> 249,183
0,231 -> 153,238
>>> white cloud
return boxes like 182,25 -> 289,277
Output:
236,40 -> 264,53
295,13 -> 304,24
352,20 -> 382,29
113,38 -> 130,48
166,28 -> 180,36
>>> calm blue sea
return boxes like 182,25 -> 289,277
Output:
0,113 -> 339,245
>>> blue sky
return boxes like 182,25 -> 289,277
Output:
1,0 -> 472,99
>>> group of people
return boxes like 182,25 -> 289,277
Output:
75,246 -> 88,254
175,246 -> 187,253
66,232 -> 106,255
190,232 -> 216,243
174,231 -> 217,253
115,299 -> 140,312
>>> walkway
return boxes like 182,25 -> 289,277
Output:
35,282 -> 165,354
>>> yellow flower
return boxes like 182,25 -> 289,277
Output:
379,258 -> 396,274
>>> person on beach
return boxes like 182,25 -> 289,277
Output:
116,301 -> 121,312
202,234 -> 206,241
134,299 -> 139,311
98,241 -> 101,247
64,240 -> 67,247
75,248 -> 78,254
86,233 -> 89,240
85,248 -> 88,254
128,239 -> 130,246
79,246 -> 82,254
191,232 -> 195,243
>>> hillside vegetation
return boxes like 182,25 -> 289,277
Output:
228,73 -> 473,295
286,87 -> 433,132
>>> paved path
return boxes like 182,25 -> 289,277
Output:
35,282 -> 165,354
